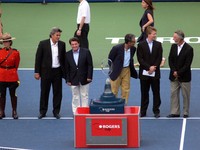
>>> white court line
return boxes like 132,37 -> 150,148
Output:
0,146 -> 31,150
140,117 -> 183,120
186,117 -> 200,120
179,118 -> 187,150
140,117 -> 200,120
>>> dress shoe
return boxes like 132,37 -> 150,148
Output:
0,113 -> 5,119
12,111 -> 18,119
38,114 -> 46,119
183,115 -> 189,118
154,113 -> 160,118
140,113 -> 146,117
167,114 -> 180,118
54,113 -> 61,119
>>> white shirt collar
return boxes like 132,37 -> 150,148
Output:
178,42 -> 185,48
146,38 -> 153,44
73,48 -> 80,53
50,38 -> 58,46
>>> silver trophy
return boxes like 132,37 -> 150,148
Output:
89,58 -> 125,114
101,58 -> 113,84
99,59 -> 117,101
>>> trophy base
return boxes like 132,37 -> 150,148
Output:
89,99 -> 125,114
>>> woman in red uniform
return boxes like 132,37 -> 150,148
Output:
0,8 -> 3,38
0,33 -> 20,119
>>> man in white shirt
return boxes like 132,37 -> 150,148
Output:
34,27 -> 66,119
137,26 -> 163,118
74,0 -> 90,49
167,30 -> 194,118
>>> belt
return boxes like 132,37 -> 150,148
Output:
0,66 -> 15,69
78,23 -> 89,25
123,66 -> 129,68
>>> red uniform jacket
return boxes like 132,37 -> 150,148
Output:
0,47 -> 20,82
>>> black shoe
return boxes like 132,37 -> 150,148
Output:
154,113 -> 160,118
12,111 -> 18,119
183,115 -> 189,118
38,114 -> 46,119
54,113 -> 61,119
0,113 -> 5,119
167,114 -> 180,118
140,113 -> 146,117
13,114 -> 18,119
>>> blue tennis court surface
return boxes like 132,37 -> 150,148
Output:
0,69 -> 200,150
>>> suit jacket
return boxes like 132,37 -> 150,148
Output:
34,39 -> 66,78
65,48 -> 93,86
168,42 -> 193,82
137,40 -> 163,80
108,43 -> 138,81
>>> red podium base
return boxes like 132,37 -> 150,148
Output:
74,106 -> 140,148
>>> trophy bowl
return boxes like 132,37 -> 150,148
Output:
101,58 -> 113,78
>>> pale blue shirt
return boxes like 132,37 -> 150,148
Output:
123,48 -> 130,67
73,48 -> 80,65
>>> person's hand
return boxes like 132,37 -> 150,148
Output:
148,66 -> 156,74
87,78 -> 92,82
142,26 -> 146,32
76,30 -> 81,36
160,57 -> 166,67
173,71 -> 178,78
34,73 -> 40,80
67,82 -> 71,86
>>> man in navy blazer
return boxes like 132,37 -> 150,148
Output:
108,34 -> 138,104
34,27 -> 66,119
137,26 -> 163,118
65,37 -> 93,115
167,30 -> 193,118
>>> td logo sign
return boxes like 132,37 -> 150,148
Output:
106,37 -> 200,44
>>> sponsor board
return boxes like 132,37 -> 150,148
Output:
91,119 -> 122,136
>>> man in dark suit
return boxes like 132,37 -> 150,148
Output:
65,37 -> 93,115
167,30 -> 193,118
34,27 -> 66,119
137,26 -> 163,118
108,34 -> 138,104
